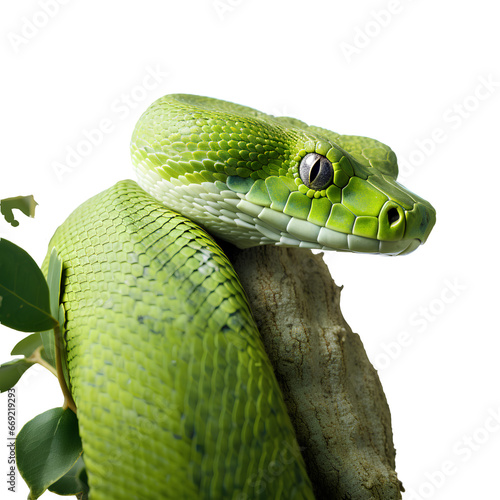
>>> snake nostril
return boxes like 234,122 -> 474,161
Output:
387,208 -> 400,225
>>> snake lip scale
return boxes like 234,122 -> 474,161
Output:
44,94 -> 435,499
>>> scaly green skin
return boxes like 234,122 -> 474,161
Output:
46,95 -> 435,499
131,94 -> 435,254
48,182 -> 314,499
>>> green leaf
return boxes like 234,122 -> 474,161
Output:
0,195 -> 37,227
0,359 -> 33,392
0,238 -> 57,332
11,333 -> 43,357
17,407 -> 82,499
47,248 -> 63,317
40,249 -> 63,368
38,328 -> 55,368
48,455 -> 88,497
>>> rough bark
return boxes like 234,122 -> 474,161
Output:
226,245 -> 403,500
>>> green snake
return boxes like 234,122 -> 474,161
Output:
46,94 -> 435,499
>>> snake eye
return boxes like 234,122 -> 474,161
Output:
299,153 -> 333,190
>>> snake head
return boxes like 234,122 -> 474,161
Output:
131,94 -> 436,255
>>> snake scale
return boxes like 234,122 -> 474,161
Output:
45,94 -> 435,499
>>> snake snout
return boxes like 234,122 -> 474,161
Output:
377,197 -> 436,253
404,201 -> 437,245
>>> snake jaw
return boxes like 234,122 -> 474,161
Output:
132,154 -> 435,256
133,167 -> 429,256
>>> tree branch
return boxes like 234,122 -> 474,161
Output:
227,245 -> 403,500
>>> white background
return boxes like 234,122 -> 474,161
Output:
0,1 -> 498,499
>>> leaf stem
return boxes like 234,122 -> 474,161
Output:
53,324 -> 77,414
27,346 -> 57,377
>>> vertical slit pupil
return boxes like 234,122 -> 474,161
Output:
310,159 -> 321,183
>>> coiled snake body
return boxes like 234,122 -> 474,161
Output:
46,95 -> 435,499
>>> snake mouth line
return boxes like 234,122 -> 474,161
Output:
136,174 -> 422,256
231,207 -> 420,255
